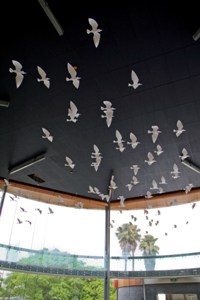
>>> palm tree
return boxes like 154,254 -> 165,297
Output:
115,223 -> 141,271
139,234 -> 160,271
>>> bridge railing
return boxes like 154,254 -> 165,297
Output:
0,243 -> 200,278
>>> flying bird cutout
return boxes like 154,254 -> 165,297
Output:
113,130 -> 125,152
66,63 -> 81,89
9,60 -> 26,88
148,125 -> 161,143
128,69 -> 142,89
42,128 -> 53,142
91,144 -> 102,171
173,120 -> 186,137
87,18 -> 102,48
101,101 -> 115,128
127,132 -> 140,149
37,66 -> 50,88
65,156 -> 75,171
66,101 -> 80,123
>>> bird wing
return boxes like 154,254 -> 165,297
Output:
73,78 -> 80,89
93,32 -> 101,48
42,127 -> 50,137
70,101 -> 78,114
37,66 -> 46,79
116,130 -> 122,141
12,60 -> 23,71
177,120 -> 183,130
103,100 -> 112,107
173,163 -> 179,172
67,63 -> 77,78
16,73 -> 24,88
66,156 -> 73,165
130,132 -> 137,142
88,18 -> 98,30
131,70 -> 139,84
93,144 -> 99,153
148,152 -> 154,160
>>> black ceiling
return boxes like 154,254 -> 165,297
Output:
1,1 -> 200,202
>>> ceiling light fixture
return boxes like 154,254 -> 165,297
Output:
0,100 -> 10,107
192,28 -> 200,41
37,0 -> 64,36
9,154 -> 46,175
181,159 -> 200,174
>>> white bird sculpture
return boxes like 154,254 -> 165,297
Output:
148,125 -> 161,143
127,132 -> 140,149
184,183 -> 193,194
128,69 -> 142,89
37,66 -> 50,88
101,101 -> 115,128
118,196 -> 125,207
131,176 -> 139,185
159,176 -> 167,185
173,120 -> 186,137
87,18 -> 102,48
130,164 -> 140,175
9,60 -> 26,88
66,101 -> 80,123
179,148 -> 189,160
113,130 -> 125,152
150,179 -> 159,190
154,144 -> 164,155
171,163 -> 180,178
65,156 -> 75,171
42,128 -> 53,142
145,191 -> 153,198
66,63 -> 81,89
91,144 -> 102,171
144,152 -> 156,165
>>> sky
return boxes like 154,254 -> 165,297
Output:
0,189 -> 200,266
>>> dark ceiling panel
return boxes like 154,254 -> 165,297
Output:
0,1 -> 200,203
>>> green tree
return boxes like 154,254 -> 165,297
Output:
139,234 -> 160,270
0,272 -> 116,300
115,223 -> 141,270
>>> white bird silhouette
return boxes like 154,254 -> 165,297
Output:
109,175 -> 118,193
171,163 -> 180,178
127,132 -> 140,149
75,202 -> 84,209
128,69 -> 142,89
118,196 -> 125,207
88,186 -> 95,194
159,176 -> 167,185
145,191 -> 153,198
66,101 -> 80,123
65,156 -> 75,170
9,60 -> 26,88
113,130 -> 125,152
144,152 -> 156,165
101,101 -> 115,128
66,63 -> 81,89
87,18 -> 102,48
37,66 -> 50,88
131,176 -> 139,185
179,148 -> 189,160
154,144 -> 164,155
130,164 -> 140,175
42,128 -> 53,142
184,183 -> 193,194
150,179 -> 159,190
126,183 -> 133,191
91,144 -> 102,171
148,126 -> 161,143
173,120 -> 186,137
